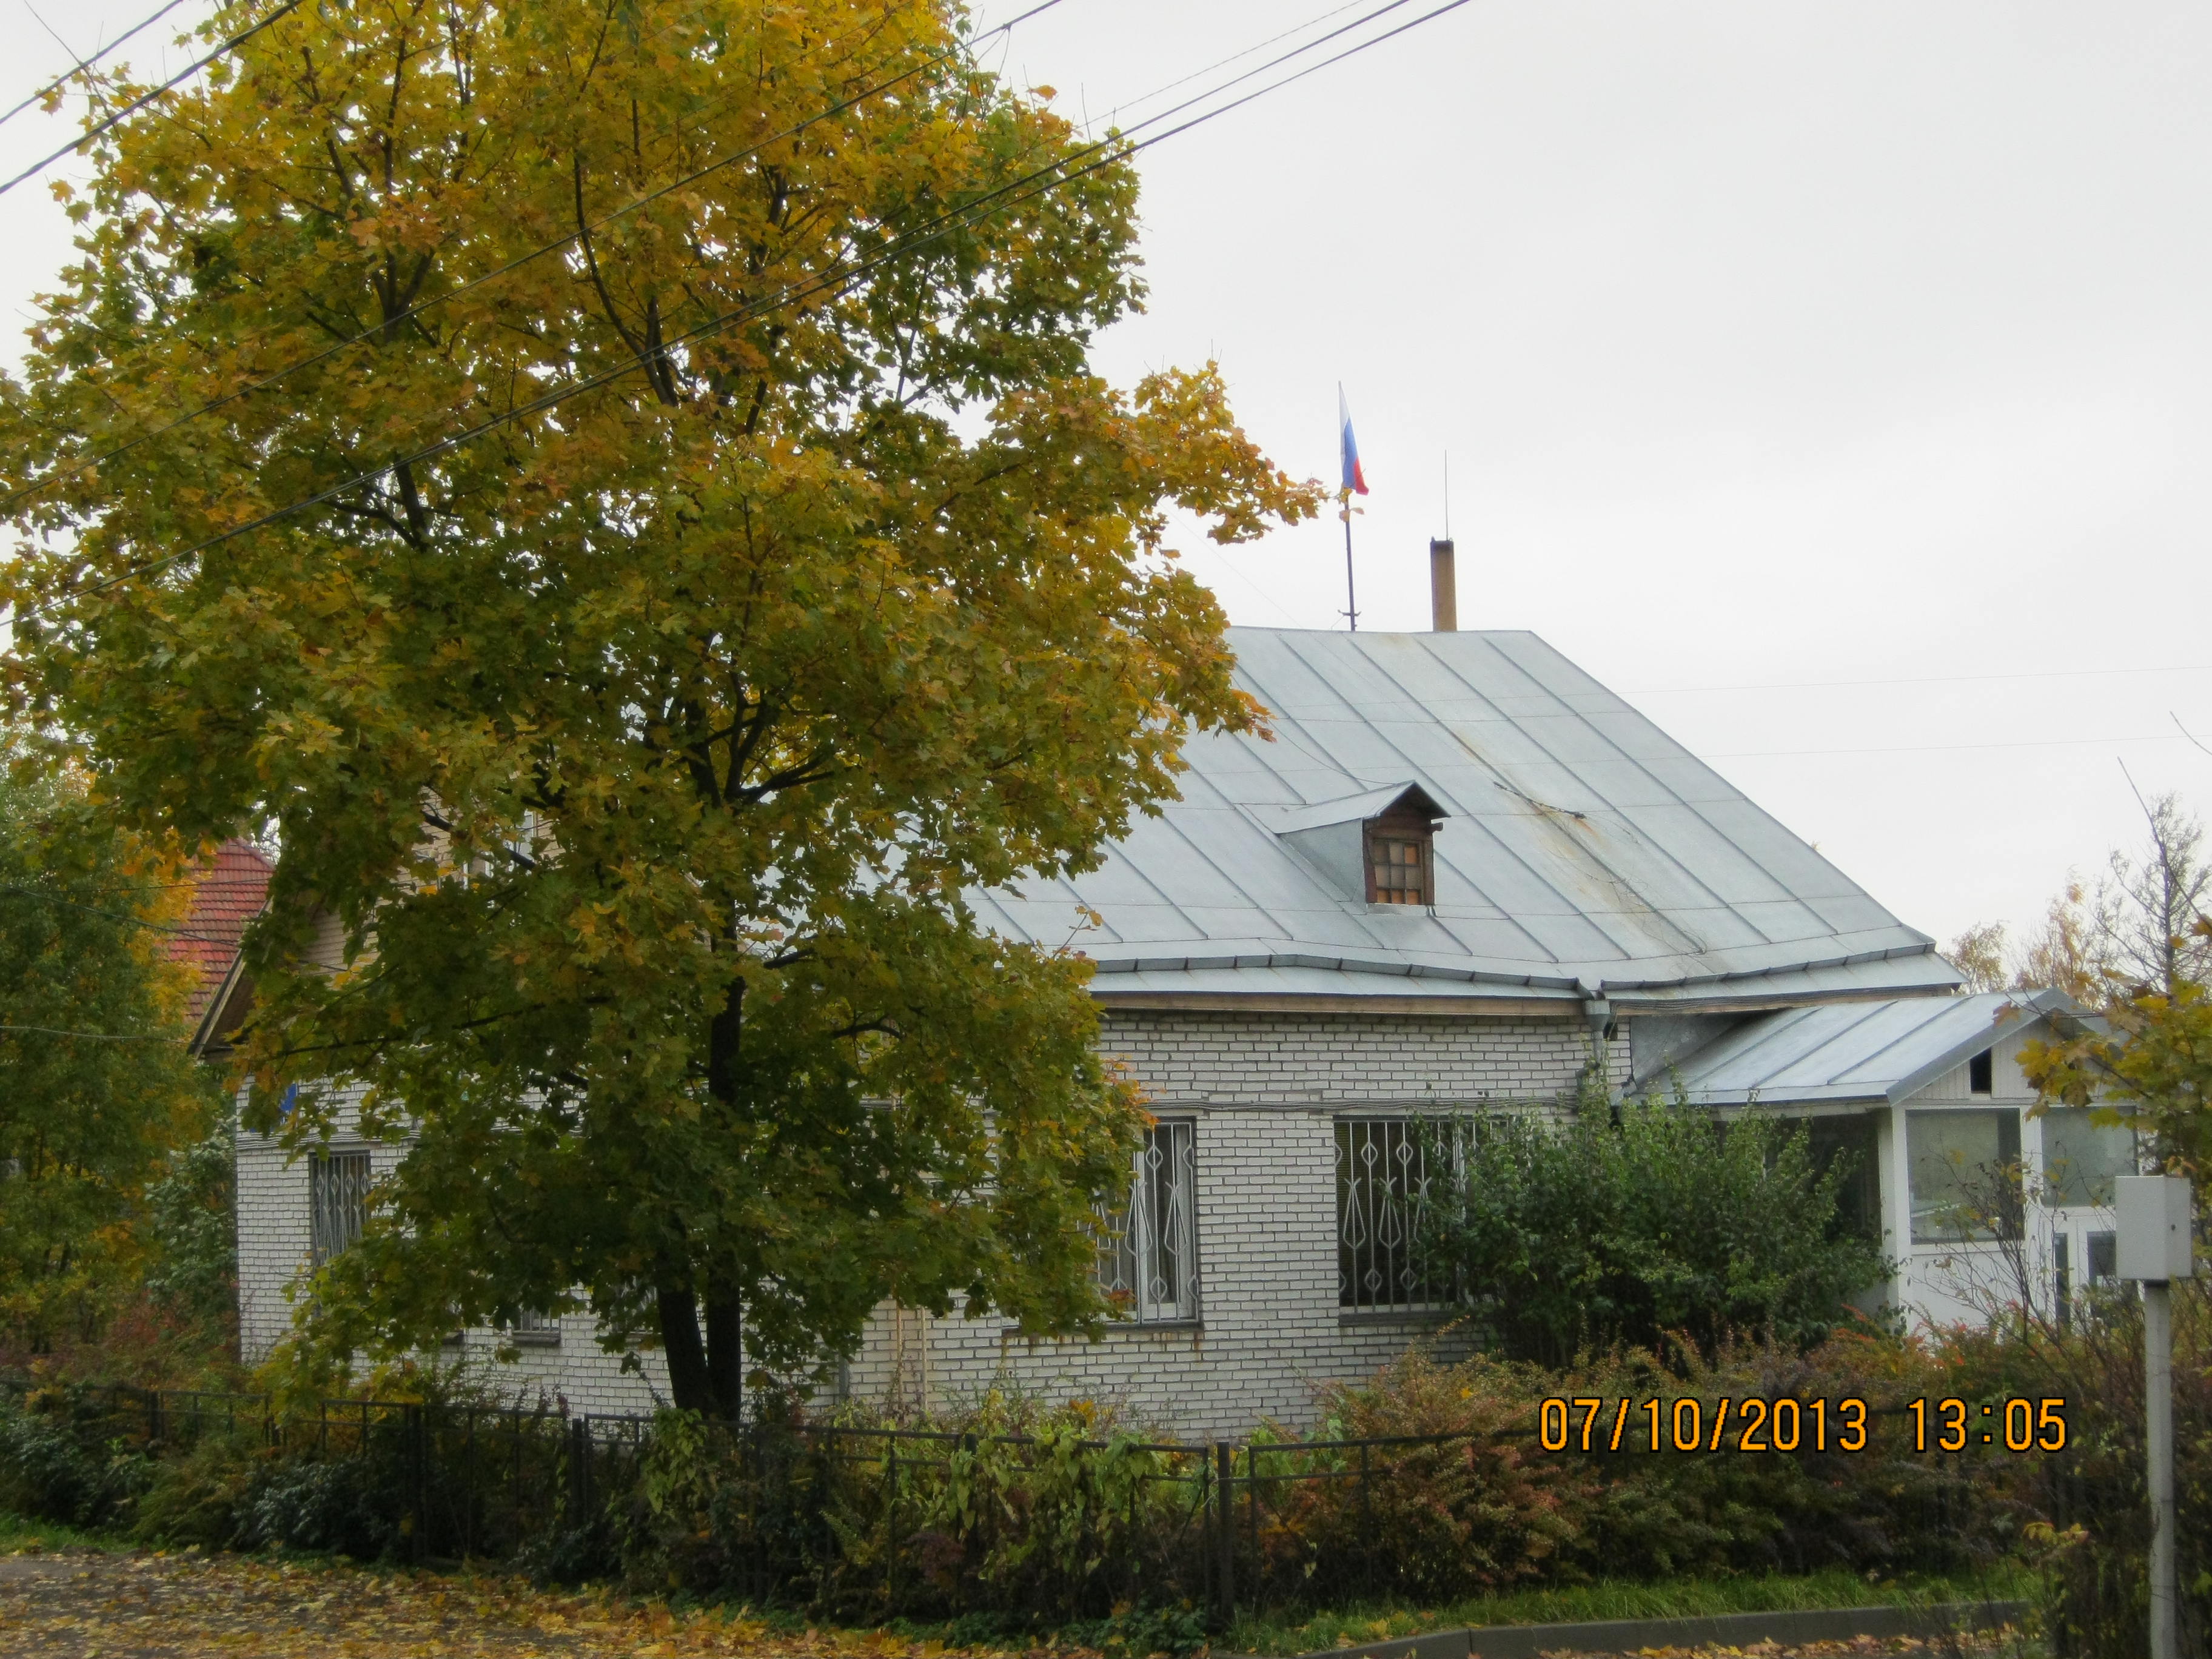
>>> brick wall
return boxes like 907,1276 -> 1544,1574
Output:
234,1008 -> 1619,1432
233,1084 -> 669,1416
836,1010 -> 1619,1439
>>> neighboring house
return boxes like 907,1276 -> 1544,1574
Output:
225,614 -> 2107,1436
168,839 -> 274,1058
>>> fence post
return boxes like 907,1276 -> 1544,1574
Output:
885,1437 -> 900,1611
1214,1440 -> 1235,1627
1360,1441 -> 1374,1598
407,1403 -> 428,1565
1245,1444 -> 1261,1609
569,1418 -> 592,1523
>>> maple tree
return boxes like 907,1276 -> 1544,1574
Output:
0,0 -> 1318,1412
0,742 -> 216,1352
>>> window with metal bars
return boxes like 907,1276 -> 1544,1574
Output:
1096,1120 -> 1200,1324
508,1309 -> 562,1347
1336,1117 -> 1450,1309
308,1148 -> 371,1267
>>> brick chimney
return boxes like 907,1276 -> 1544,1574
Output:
1429,538 -> 1457,632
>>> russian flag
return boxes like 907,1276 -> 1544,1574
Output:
1339,387 -> 1370,496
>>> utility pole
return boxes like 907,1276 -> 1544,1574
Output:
2118,1173 -> 2195,1659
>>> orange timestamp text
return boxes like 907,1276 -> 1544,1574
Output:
1536,1396 -> 2070,1454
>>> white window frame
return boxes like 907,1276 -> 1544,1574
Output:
1096,1119 -> 1200,1324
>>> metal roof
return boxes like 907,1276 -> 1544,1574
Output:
976,628 -> 1960,1008
1658,990 -> 2074,1104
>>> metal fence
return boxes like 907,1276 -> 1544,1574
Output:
22,1382 -> 2010,1624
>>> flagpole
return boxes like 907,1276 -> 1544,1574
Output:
1336,384 -> 1364,631
1341,492 -> 1359,632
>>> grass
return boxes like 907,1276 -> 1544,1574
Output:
1227,1563 -> 2039,1656
0,1507 -> 133,1555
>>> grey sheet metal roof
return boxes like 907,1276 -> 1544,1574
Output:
1660,990 -> 2074,1105
975,628 -> 1960,1008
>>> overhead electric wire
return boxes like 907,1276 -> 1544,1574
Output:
1703,732 -> 2203,761
0,0 -> 306,199
1623,663 -> 2212,695
0,1023 -> 184,1041
0,0 -> 1075,524
10,0 -> 1421,532
0,0 -> 195,132
8,0 -> 1479,626
1069,0 -> 1370,137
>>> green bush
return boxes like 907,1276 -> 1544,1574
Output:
1419,1093 -> 1888,1365
235,1456 -> 401,1557
143,1128 -> 238,1332
618,1393 -> 1204,1620
1281,1338 -> 2017,1604
0,1387 -> 152,1528
127,1430 -> 266,1548
1922,1283 -> 2212,1659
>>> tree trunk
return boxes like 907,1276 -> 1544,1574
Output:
651,964 -> 749,1418
705,1293 -> 743,1423
657,1284 -> 714,1414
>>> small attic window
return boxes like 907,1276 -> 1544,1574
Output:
1366,814 -> 1433,905
1969,1050 -> 1994,1095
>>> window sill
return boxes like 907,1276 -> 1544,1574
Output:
1338,1306 -> 1456,1326
1008,1319 -> 1202,1340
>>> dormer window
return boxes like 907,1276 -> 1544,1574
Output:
1367,826 -> 1429,905
1267,780 -> 1448,909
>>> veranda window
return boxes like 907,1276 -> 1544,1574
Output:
2040,1107 -> 2136,1209
1907,1110 -> 2021,1243
309,1148 -> 372,1267
1336,1117 -> 1449,1309
1096,1120 -> 1199,1324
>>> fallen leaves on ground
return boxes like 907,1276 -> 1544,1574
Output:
0,1545 -> 1097,1659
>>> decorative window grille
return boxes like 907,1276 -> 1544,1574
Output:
1367,834 -> 1427,905
1096,1120 -> 1200,1323
1337,1117 -> 1449,1309
308,1148 -> 372,1267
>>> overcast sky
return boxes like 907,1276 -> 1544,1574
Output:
2,1 -> 2208,964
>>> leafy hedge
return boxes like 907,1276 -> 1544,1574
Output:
0,1309 -> 2176,1649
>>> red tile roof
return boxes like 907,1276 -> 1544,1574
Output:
167,839 -> 273,1033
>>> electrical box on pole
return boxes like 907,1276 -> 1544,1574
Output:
2119,1174 -> 2194,1282
2117,1173 -> 2194,1659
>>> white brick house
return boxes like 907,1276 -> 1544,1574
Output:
230,623 -> 2093,1437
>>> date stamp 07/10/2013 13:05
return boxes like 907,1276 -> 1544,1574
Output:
1537,1396 -> 2073,1456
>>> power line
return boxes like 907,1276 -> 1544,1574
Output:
0,0 -> 194,133
1703,732 -> 2196,761
0,0 -> 306,199
0,1023 -> 183,1041
0,0 -> 1074,525
10,0 -> 1478,626
1626,664 -> 2212,695
1070,0 -> 1370,136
